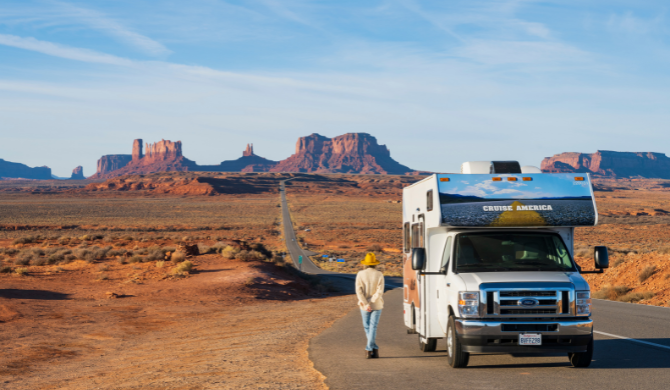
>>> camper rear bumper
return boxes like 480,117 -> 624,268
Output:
455,319 -> 593,354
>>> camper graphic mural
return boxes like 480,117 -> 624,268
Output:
437,173 -> 597,227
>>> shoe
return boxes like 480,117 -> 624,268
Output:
373,349 -> 379,358
366,350 -> 373,359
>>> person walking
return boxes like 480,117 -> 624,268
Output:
356,252 -> 385,359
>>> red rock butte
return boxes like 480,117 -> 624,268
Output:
90,133 -> 417,179
541,151 -> 670,178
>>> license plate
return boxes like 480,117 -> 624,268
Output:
519,333 -> 542,346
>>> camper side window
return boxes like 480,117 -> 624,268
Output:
426,190 -> 433,212
403,223 -> 410,253
411,223 -> 424,248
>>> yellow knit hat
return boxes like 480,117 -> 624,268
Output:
361,252 -> 380,266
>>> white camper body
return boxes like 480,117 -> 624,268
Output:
402,169 -> 606,368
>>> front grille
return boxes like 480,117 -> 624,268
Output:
481,285 -> 574,317
501,324 -> 558,332
501,309 -> 556,315
501,291 -> 556,297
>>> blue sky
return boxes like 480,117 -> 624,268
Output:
1,1 -> 669,177
438,173 -> 593,199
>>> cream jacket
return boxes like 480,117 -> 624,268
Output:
355,268 -> 385,311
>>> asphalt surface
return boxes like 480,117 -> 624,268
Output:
310,288 -> 670,390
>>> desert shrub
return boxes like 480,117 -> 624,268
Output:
244,277 -> 255,287
221,246 -> 240,259
171,251 -> 186,263
156,261 -> 165,268
367,244 -> 384,253
4,248 -> 17,256
108,249 -> 127,257
618,291 -> 655,303
161,246 -> 176,254
14,251 -> 33,265
0,266 -> 12,273
74,248 -> 90,261
103,236 -> 113,243
14,267 -> 28,275
97,273 -> 109,281
47,253 -> 63,265
30,257 -> 46,266
128,255 -> 142,264
171,261 -> 193,275
148,245 -> 161,252
197,244 -> 212,254
63,254 -> 76,263
573,244 -> 592,258
593,285 -> 631,300
235,250 -> 265,262
639,265 -> 657,283
655,246 -> 670,255
29,247 -> 45,256
211,242 -> 227,253
13,236 -> 35,245
146,250 -> 164,261
98,264 -> 110,272
45,247 -> 59,256
611,256 -> 627,268
80,235 -> 91,241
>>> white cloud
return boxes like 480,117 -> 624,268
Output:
0,33 -> 133,65
52,2 -> 171,56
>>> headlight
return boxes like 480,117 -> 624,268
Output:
576,291 -> 591,316
458,291 -> 480,318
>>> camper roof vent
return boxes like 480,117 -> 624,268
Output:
461,161 -> 522,174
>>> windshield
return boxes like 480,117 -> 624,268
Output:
454,232 -> 575,273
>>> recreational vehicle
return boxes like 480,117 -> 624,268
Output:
402,161 -> 608,368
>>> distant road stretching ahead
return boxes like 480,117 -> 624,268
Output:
278,180 -> 401,287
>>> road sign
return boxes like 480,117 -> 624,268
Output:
298,255 -> 303,264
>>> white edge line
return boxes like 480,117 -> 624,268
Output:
594,330 -> 670,351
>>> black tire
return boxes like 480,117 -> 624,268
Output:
419,336 -> 437,352
446,315 -> 469,368
569,337 -> 593,368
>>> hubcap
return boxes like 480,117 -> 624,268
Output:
447,327 -> 453,357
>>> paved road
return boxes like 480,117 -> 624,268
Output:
279,180 -> 402,289
311,289 -> 670,389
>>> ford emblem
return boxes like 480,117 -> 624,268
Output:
518,298 -> 539,307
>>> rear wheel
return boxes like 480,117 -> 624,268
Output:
568,337 -> 593,368
419,336 -> 437,352
446,316 -> 469,368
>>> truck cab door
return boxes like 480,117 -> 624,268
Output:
437,236 -> 453,333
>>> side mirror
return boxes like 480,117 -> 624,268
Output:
439,265 -> 448,274
594,246 -> 609,269
412,248 -> 426,271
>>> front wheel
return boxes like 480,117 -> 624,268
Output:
419,335 -> 437,352
446,316 -> 469,368
568,337 -> 593,368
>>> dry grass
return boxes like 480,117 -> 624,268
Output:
593,284 -> 655,303
639,265 -> 657,283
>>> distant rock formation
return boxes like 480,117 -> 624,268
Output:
207,144 -> 278,173
92,139 -> 197,179
542,151 -> 670,178
90,133 -> 416,179
70,166 -> 85,180
92,155 -> 133,178
0,158 -> 52,180
132,139 -> 143,161
243,144 -> 254,157
270,133 -> 412,174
